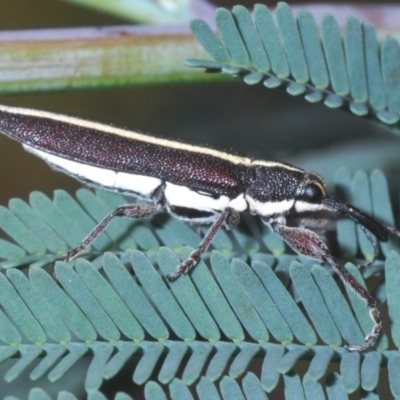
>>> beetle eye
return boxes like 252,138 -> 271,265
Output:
300,183 -> 324,203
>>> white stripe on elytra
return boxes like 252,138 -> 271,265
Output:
24,145 -> 162,198
251,160 -> 303,172
1,104 -> 251,166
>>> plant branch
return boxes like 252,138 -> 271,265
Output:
0,25 -> 220,94
60,0 -> 216,25
0,4 -> 398,95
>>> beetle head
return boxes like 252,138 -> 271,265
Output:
294,172 -> 398,242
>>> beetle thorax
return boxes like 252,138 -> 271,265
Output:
245,164 -> 305,217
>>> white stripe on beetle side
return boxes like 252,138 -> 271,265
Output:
24,145 -> 162,198
164,183 -> 248,213
245,195 -> 294,217
294,201 -> 328,213
164,182 -> 231,212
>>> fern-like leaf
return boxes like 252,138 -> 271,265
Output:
0,169 -> 398,398
185,2 -> 400,129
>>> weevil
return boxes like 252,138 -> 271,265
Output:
0,104 -> 398,351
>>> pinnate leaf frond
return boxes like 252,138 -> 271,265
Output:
0,169 -> 398,398
186,3 -> 400,130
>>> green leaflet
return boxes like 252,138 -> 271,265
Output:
185,2 -> 400,129
0,259 -> 395,396
0,169 -> 397,398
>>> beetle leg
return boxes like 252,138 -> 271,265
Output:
166,207 -> 240,281
60,203 -> 161,261
266,217 -> 381,351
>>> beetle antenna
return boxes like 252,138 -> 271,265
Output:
323,197 -> 400,242
322,196 -> 400,270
